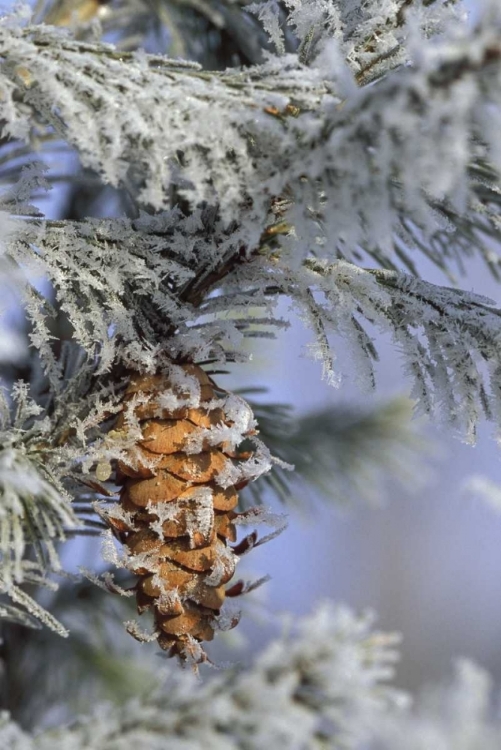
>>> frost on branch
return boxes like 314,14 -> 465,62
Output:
0,382 -> 76,633
8,205 -> 501,442
335,0 -> 464,81
278,258 -> 501,442
250,0 -> 463,75
4,641 -> 501,749
1,1 -> 501,271
5,207 -> 285,379
0,603 -> 405,749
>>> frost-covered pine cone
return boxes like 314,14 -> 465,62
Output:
103,363 -> 273,662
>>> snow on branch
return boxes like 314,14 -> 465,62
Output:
0,603 -> 405,749
0,2 -> 500,270
284,0 -> 501,264
6,208 -> 283,375
4,646 -> 501,749
0,383 -> 77,582
0,382 -> 78,632
275,258 -> 501,442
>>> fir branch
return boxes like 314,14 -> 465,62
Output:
0,353 -> 140,633
0,1 -> 500,277
286,258 -> 501,441
6,199 -> 501,442
0,383 -> 78,585
5,208 -> 283,372
0,575 -> 153,730
0,579 -> 69,637
0,379 -> 83,632
0,603 -> 404,748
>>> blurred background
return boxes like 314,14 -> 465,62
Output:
237,291 -> 501,693
3,0 -> 501,732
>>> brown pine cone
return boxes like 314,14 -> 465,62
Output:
103,363 -> 272,663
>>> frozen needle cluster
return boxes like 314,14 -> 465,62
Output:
0,603 -> 405,749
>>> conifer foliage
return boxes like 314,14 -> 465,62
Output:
2,0 -> 501,744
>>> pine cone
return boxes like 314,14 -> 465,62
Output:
105,363 -> 270,663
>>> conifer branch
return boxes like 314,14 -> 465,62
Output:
291,259 -> 501,440
0,603 -> 404,749
0,2 -> 499,273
